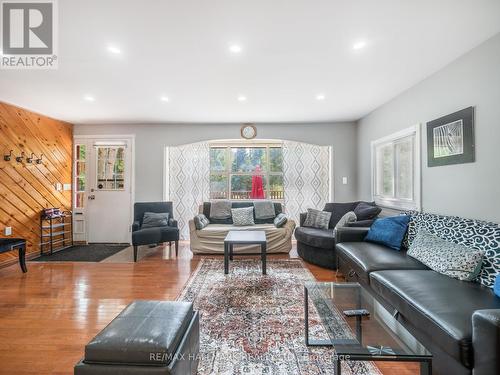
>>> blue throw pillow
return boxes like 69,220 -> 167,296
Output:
495,275 -> 500,298
365,215 -> 411,251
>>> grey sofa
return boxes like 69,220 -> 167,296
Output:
189,201 -> 296,254
335,211 -> 500,375
132,202 -> 179,261
295,201 -> 380,269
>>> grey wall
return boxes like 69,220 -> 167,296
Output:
357,33 -> 500,223
74,122 -> 358,203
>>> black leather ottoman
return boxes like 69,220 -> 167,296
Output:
74,301 -> 199,375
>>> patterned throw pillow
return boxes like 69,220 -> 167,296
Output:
274,213 -> 288,228
142,212 -> 169,228
334,211 -> 357,230
231,207 -> 255,226
404,211 -> 500,288
194,214 -> 210,230
303,209 -> 332,230
408,230 -> 485,281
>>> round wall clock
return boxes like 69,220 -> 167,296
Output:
241,124 -> 257,139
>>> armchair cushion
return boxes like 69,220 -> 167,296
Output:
141,212 -> 169,228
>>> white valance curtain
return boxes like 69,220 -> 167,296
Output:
167,142 -> 210,239
283,141 -> 331,224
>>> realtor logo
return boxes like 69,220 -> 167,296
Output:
1,0 -> 58,69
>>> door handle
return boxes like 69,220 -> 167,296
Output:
88,195 -> 96,200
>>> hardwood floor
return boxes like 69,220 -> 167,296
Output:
0,242 -> 418,375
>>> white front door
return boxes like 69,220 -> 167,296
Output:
73,137 -> 133,244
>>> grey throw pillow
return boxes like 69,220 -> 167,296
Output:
303,209 -> 332,230
334,211 -> 357,230
408,229 -> 485,281
231,207 -> 255,226
274,213 -> 288,228
142,212 -> 169,228
194,214 -> 210,230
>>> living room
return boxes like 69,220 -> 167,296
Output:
0,1 -> 499,375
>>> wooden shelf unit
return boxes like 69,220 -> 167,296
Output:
40,211 -> 74,255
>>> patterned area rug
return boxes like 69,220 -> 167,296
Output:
178,259 -> 382,375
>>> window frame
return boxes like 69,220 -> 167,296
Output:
371,125 -> 421,211
209,141 -> 284,201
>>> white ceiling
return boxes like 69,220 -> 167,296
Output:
1,0 -> 500,124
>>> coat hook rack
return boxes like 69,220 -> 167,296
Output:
3,150 -> 13,161
36,154 -> 44,164
26,153 -> 36,163
16,152 -> 25,163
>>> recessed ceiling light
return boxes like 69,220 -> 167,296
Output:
237,95 -> 247,102
107,45 -> 121,54
352,41 -> 367,50
316,94 -> 326,101
84,95 -> 95,102
229,44 -> 242,54
160,96 -> 169,102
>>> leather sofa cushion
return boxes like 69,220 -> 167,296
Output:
132,226 -> 179,245
295,226 -> 335,249
370,270 -> 500,368
85,301 -> 194,365
336,242 -> 428,284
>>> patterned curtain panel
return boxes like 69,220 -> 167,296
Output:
168,142 -> 210,239
283,141 -> 331,224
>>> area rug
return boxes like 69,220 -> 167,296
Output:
178,259 -> 381,375
31,243 -> 129,262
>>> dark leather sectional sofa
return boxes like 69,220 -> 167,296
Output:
295,201 -> 380,269
335,225 -> 500,375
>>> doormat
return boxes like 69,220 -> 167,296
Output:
31,244 -> 129,262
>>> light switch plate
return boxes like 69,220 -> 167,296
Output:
4,227 -> 12,236
342,177 -> 348,185
55,183 -> 62,191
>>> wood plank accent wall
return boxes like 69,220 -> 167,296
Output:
0,101 -> 73,267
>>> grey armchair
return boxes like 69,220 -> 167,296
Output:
132,202 -> 179,262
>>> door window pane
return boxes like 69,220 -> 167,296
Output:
75,144 -> 86,208
96,147 -> 125,190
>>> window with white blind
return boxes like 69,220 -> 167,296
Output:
371,126 -> 421,210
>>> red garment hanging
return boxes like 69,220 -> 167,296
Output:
251,165 -> 265,199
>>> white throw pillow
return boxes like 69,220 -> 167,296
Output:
231,207 -> 255,226
334,211 -> 357,230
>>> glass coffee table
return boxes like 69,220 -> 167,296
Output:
304,282 -> 432,375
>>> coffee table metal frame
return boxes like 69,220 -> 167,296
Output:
223,230 -> 267,275
304,282 -> 432,375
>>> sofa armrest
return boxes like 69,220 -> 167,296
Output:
299,213 -> 307,227
188,220 -> 197,233
347,219 -> 374,228
132,221 -> 141,232
335,227 -> 369,243
169,218 -> 178,228
472,309 -> 500,375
